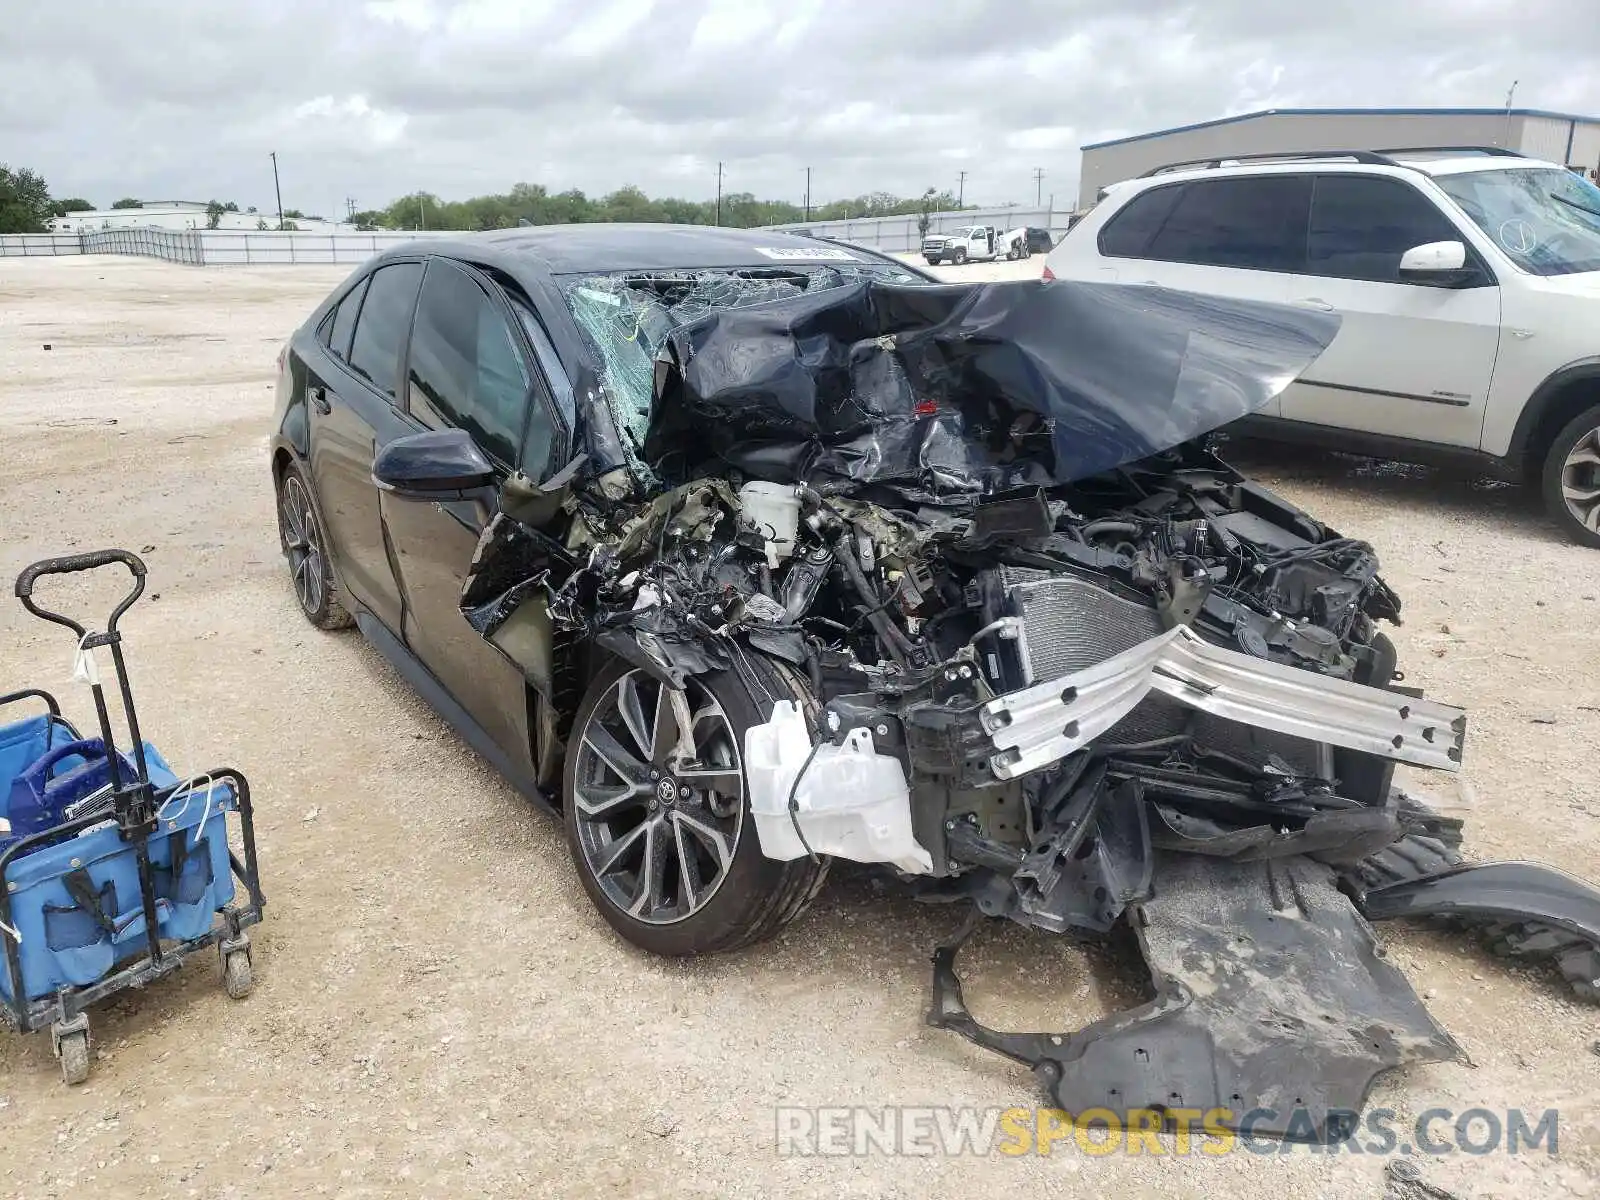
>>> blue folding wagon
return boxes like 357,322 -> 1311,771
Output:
0,550 -> 264,1083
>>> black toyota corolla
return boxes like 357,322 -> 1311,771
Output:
271,226 -> 1600,1138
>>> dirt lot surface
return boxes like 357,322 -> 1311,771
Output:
1,254 -> 1596,1199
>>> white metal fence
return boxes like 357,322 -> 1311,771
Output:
762,206 -> 1068,254
4,213 -> 1073,265
0,234 -> 83,256
0,228 -> 454,265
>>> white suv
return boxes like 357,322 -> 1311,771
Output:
1044,148 -> 1600,546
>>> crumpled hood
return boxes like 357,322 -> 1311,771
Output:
643,278 -> 1340,502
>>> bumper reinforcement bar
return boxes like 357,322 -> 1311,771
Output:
980,626 -> 1466,781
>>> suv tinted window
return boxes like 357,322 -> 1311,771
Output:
348,262 -> 423,398
1098,184 -> 1184,257
407,259 -> 531,466
1307,176 -> 1464,282
1147,176 -> 1311,272
326,276 -> 367,362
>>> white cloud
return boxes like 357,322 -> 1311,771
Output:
2,0 -> 1597,215
288,96 -> 410,148
364,0 -> 437,31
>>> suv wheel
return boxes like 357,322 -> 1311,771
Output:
1541,403 -> 1600,547
563,657 -> 827,956
276,462 -> 353,629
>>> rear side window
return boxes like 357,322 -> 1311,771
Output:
325,277 -> 368,362
1306,176 -> 1465,282
348,262 -> 424,398
1102,176 -> 1312,273
406,259 -> 532,467
1098,184 -> 1184,257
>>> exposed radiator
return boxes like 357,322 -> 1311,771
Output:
1000,566 -> 1163,681
993,567 -> 1328,777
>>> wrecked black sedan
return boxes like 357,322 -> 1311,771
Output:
271,224 -> 1600,1142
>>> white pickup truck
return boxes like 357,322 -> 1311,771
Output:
922,225 -> 1028,266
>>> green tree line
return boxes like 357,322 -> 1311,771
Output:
354,183 -> 969,231
3,161 -> 970,235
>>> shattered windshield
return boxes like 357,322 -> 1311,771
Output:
1435,167 -> 1600,276
560,262 -> 922,457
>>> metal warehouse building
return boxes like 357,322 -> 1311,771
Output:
1078,107 -> 1600,209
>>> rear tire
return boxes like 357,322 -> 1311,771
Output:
1540,402 -> 1600,548
563,656 -> 827,956
276,461 -> 354,630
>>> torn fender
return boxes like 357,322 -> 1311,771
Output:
1360,861 -> 1600,1001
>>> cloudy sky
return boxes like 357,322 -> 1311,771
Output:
3,0 -> 1598,217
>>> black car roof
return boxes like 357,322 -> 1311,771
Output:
399,222 -> 909,276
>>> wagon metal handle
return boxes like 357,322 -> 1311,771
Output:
15,549 -> 148,637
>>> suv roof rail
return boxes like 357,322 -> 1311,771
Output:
1139,150 -> 1399,177
1374,145 -> 1528,158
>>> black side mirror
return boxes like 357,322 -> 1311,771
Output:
372,428 -> 495,499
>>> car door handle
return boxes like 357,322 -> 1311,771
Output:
1292,297 -> 1336,312
308,385 -> 331,414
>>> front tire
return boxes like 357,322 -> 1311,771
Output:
276,461 -> 353,629
952,247 -> 968,265
563,657 -> 826,956
1541,403 -> 1600,548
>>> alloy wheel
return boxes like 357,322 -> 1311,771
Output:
570,670 -> 744,925
280,474 -> 326,616
1560,427 -> 1600,534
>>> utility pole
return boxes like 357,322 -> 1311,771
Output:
1502,79 -> 1519,148
805,166 -> 811,222
270,151 -> 284,231
715,161 -> 724,226
418,196 -> 426,231
345,196 -> 356,223
1033,167 -> 1045,207
957,170 -> 967,207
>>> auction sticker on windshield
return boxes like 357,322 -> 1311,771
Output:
754,246 -> 859,261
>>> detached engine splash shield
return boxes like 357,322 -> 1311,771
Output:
928,852 -> 1461,1143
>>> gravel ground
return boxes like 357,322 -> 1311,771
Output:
0,254 -> 1596,1199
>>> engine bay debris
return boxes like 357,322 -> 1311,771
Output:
458,274 -> 1600,1139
